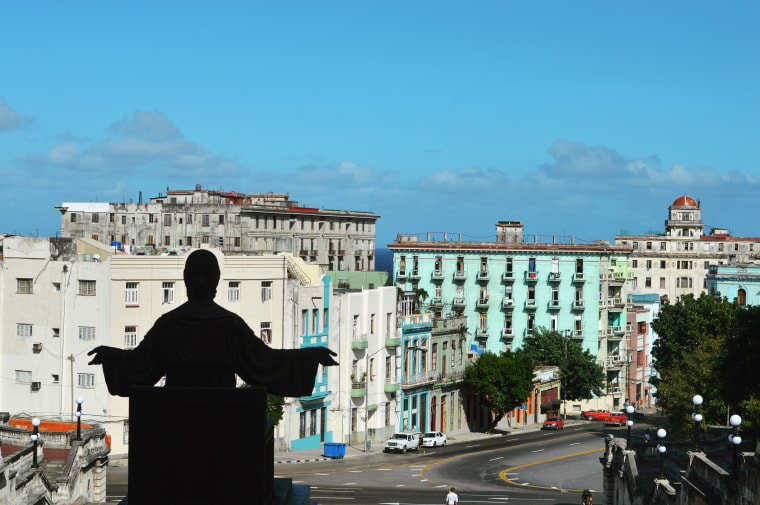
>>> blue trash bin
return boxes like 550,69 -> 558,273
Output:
323,442 -> 345,458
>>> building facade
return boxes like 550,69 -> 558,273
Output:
56,185 -> 379,271
706,264 -> 760,306
616,196 -> 760,302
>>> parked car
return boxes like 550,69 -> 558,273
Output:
605,412 -> 628,426
383,432 -> 420,453
581,409 -> 611,421
422,431 -> 447,447
542,416 -> 565,430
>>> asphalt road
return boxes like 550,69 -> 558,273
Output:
279,423 -> 616,505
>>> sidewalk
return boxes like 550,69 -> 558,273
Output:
274,420 -> 556,464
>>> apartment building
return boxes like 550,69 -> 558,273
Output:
616,196 -> 760,302
707,264 -> 760,305
388,222 -> 635,410
56,185 -> 379,271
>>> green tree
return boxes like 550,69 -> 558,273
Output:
518,327 -> 605,400
266,394 -> 285,425
465,350 -> 534,431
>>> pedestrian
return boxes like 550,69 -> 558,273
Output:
581,489 -> 593,504
445,486 -> 458,505
644,429 -> 651,445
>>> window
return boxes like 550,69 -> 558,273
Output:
261,281 -> 272,302
228,281 -> 240,303
125,326 -> 138,348
659,277 -> 666,289
16,370 -> 32,384
78,326 -> 96,341
52,374 -> 60,384
660,260 -> 666,268
70,213 -> 77,222
162,282 -> 174,304
126,282 -> 139,305
371,314 -> 376,334
78,280 -> 96,296
164,236 -> 170,246
632,277 -> 638,288
432,343 -> 438,370
219,215 -> 225,225
187,236 -> 192,246
646,242 -> 652,250
149,214 -> 156,223
260,322 -> 271,344
163,214 -> 171,226
646,260 -> 652,269
17,323 -> 33,337
202,214 -> 210,227
234,236 -> 241,247
78,373 -> 95,388
645,277 -> 652,288
53,282 -> 61,291
638,321 -> 647,333
17,278 -> 33,293
312,310 -> 318,334
121,215 -> 127,224
52,328 -> 60,338
631,260 -> 638,268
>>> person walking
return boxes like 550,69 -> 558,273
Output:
445,487 -> 458,505
581,489 -> 593,504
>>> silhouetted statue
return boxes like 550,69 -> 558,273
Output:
88,249 -> 338,397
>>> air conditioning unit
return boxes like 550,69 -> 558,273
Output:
31,382 -> 41,391
32,343 -> 43,353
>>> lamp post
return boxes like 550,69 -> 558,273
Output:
75,396 -> 84,441
729,414 -> 742,478
625,404 -> 635,448
30,417 -> 41,469
562,329 -> 571,418
657,428 -> 667,479
691,394 -> 703,451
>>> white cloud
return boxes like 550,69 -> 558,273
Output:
0,97 -> 34,132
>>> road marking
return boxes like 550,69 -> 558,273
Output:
489,456 -> 504,461
343,483 -> 357,485
498,447 -> 605,492
466,444 -> 481,448
349,470 -> 363,473
569,442 -> 581,446
314,473 -> 330,476
378,468 -> 392,471
310,497 -> 355,500
395,484 -> 406,487
531,449 -> 545,453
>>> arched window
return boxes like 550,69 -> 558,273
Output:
738,288 -> 747,305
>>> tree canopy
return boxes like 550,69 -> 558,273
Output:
651,293 -> 759,440
464,350 -> 534,431
518,327 -> 605,400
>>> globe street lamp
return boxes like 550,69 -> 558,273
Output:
691,394 -> 703,451
30,417 -> 41,469
657,428 -> 667,479
625,404 -> 635,448
729,414 -> 742,478
75,396 -> 84,441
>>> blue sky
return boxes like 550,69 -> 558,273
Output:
1,1 -> 758,247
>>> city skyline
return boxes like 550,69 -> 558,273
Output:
1,2 -> 758,247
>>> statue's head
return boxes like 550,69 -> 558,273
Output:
184,249 -> 220,299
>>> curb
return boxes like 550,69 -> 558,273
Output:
275,457 -> 330,464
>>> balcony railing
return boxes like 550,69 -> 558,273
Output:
573,273 -> 585,284
476,298 -> 489,309
502,272 -> 514,282
431,270 -> 444,281
548,272 -> 561,282
501,328 -> 514,339
475,327 -> 488,337
525,299 -> 537,310
572,300 -> 585,310
524,328 -> 535,337
547,299 -> 561,311
453,271 -> 467,282
502,298 -> 514,310
452,297 -> 466,308
396,270 -> 408,280
525,271 -> 539,283
410,270 -> 421,281
404,370 -> 439,387
476,270 -> 489,282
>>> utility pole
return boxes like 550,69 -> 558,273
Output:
68,354 -> 75,422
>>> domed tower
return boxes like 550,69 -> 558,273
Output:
665,195 -> 704,238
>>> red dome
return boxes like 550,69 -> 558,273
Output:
672,195 -> 697,207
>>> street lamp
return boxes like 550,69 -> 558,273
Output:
30,417 -> 41,469
729,414 -> 742,478
75,396 -> 84,441
562,329 -> 571,418
657,428 -> 667,479
625,405 -> 635,448
691,394 -> 703,451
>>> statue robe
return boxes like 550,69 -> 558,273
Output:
95,299 -> 323,397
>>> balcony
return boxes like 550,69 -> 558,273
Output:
476,297 -> 490,310
452,297 -> 466,308
524,328 -> 535,337
476,270 -> 490,283
410,270 -> 421,282
502,298 -> 514,310
351,333 -> 368,350
548,272 -> 561,283
403,370 -> 439,388
385,330 -> 401,347
572,300 -> 585,311
453,271 -> 467,282
606,327 -> 624,339
501,272 -> 514,283
439,369 -> 466,384
525,271 -> 539,283
524,299 -> 538,310
431,270 -> 444,281
475,327 -> 489,338
350,381 -> 366,397
572,329 -> 584,340
572,273 -> 585,284
396,270 -> 408,281
501,328 -> 514,340
547,299 -> 561,311
431,296 -> 443,307
384,374 -> 401,392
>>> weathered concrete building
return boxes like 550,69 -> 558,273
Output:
56,185 -> 379,271
616,196 -> 760,302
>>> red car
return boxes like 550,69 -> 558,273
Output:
542,416 -> 565,430
605,412 -> 628,426
582,409 -> 611,421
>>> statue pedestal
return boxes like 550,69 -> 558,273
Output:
128,387 -> 273,505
